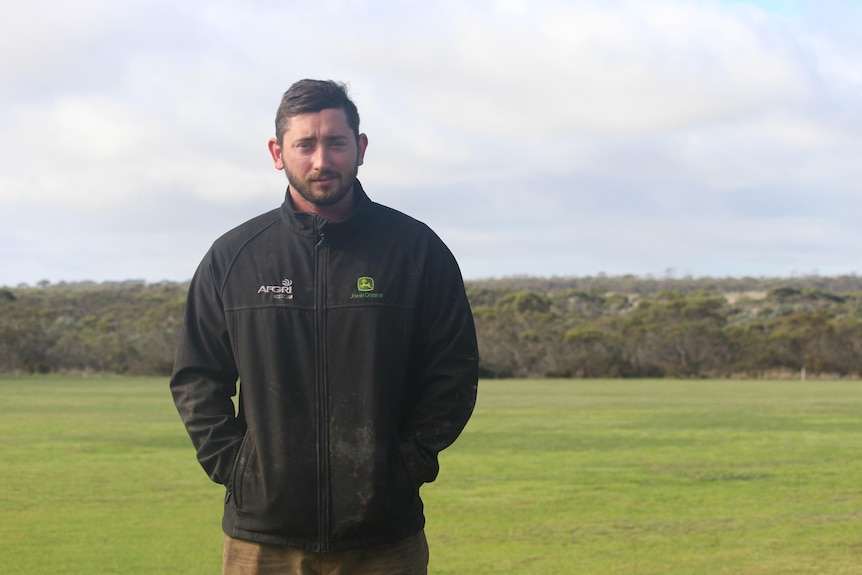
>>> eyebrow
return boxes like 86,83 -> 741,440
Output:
293,135 -> 349,144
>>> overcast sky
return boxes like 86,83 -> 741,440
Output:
2,0 -> 861,286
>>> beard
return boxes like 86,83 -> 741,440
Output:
284,159 -> 359,208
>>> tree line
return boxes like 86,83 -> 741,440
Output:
0,281 -> 183,375
2,275 -> 862,378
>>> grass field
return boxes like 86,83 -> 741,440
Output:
1,376 -> 861,574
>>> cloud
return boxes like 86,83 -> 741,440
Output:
1,0 -> 848,199
360,0 -> 810,134
349,0 -> 856,196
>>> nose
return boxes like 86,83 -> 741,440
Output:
311,145 -> 331,171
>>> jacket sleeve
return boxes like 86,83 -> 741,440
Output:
170,254 -> 245,487
399,236 -> 479,487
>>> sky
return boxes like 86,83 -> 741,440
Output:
1,0 -> 861,286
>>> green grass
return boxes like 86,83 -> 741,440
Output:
2,377 -> 861,574
0,376 -> 223,574
425,379 -> 862,574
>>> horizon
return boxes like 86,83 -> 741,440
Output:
5,270 -> 861,291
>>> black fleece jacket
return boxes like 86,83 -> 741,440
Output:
170,182 -> 479,552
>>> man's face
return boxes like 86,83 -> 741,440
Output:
268,108 -> 368,213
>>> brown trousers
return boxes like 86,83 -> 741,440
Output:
222,531 -> 429,575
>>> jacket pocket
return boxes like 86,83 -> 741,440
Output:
230,431 -> 254,511
397,437 -> 439,489
395,437 -> 423,491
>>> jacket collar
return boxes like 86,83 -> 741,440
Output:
279,180 -> 371,236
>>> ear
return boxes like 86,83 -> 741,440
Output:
357,133 -> 368,167
268,137 -> 284,170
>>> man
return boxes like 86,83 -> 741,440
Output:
170,79 -> 479,575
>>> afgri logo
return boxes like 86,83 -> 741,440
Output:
258,279 -> 294,299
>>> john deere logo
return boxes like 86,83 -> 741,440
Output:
357,277 -> 375,292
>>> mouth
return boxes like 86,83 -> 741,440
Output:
310,172 -> 339,184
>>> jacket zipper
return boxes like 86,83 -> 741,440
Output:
314,223 -> 331,552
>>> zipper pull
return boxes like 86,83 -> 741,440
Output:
315,219 -> 327,249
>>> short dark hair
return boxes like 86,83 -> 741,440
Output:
275,79 -> 360,144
